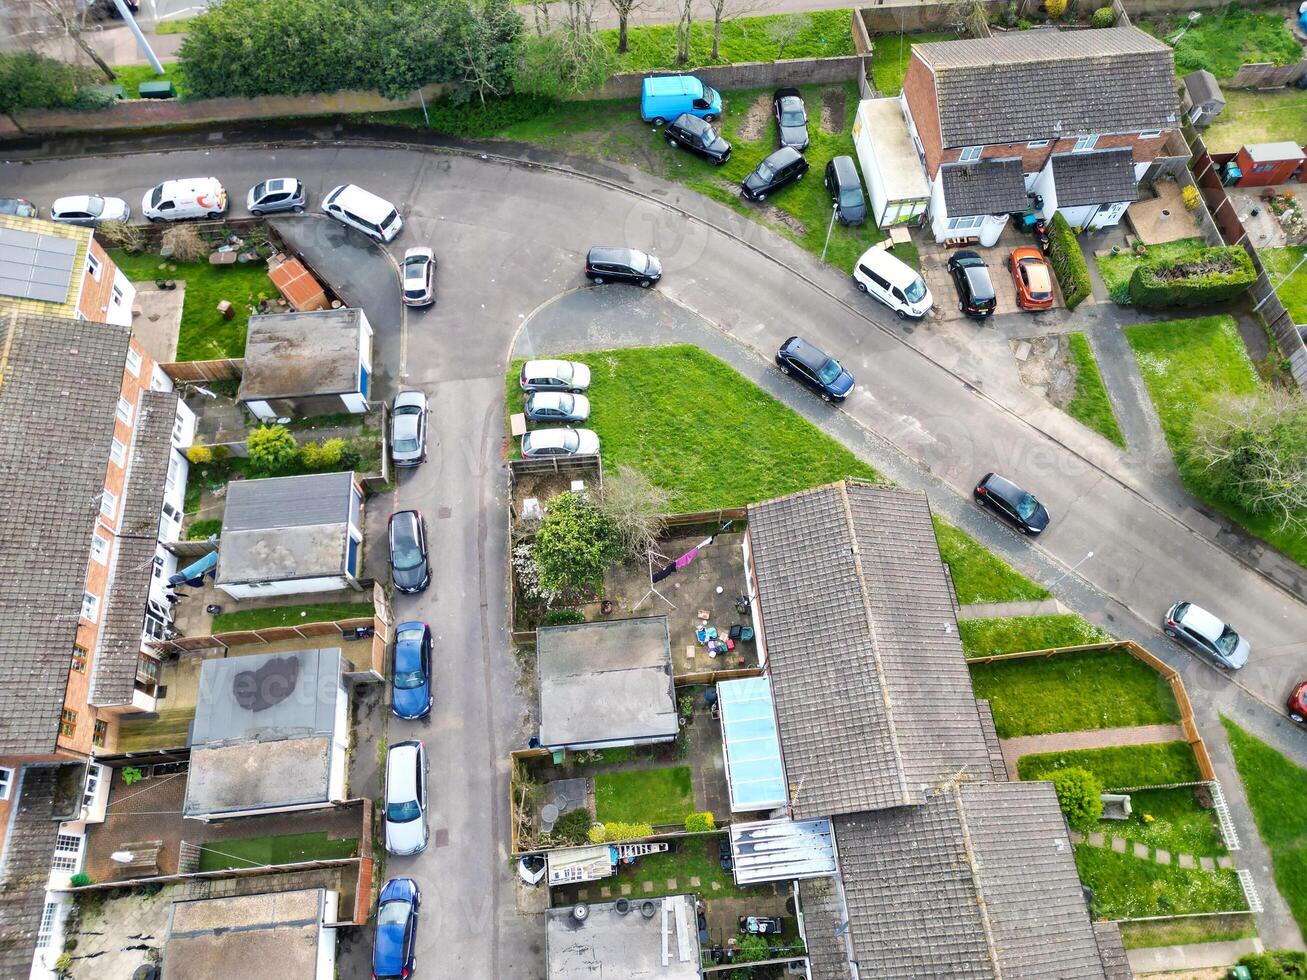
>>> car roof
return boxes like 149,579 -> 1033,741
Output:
857,246 -> 920,288
529,392 -> 569,408
588,246 -> 640,264
829,155 -> 858,182
984,473 -> 1025,504
263,177 -> 296,191
391,510 -> 420,535
387,741 -> 421,798
645,74 -> 703,96
524,359 -> 574,378
764,146 -> 802,167
52,195 -> 95,211
158,177 -> 223,196
524,428 -> 571,449
329,184 -> 395,222
964,265 -> 995,298
394,389 -> 426,408
673,112 -> 709,129
1023,260 -> 1053,292
1178,603 -> 1227,642
784,337 -> 830,370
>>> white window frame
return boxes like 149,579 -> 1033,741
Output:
86,253 -> 102,281
51,834 -> 84,873
91,532 -> 110,565
83,762 -> 104,810
0,766 -> 13,801
81,592 -> 100,624
100,489 -> 117,520
110,438 -> 126,467
166,454 -> 181,490
1139,130 -> 1162,139
36,902 -> 59,949
958,145 -> 983,162
1073,134 -> 1099,152
125,347 -> 142,377
1027,139 -> 1050,148
947,215 -> 985,231
116,396 -> 133,424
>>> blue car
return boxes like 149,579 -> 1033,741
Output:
775,336 -> 854,403
373,877 -> 420,980
392,621 -> 433,720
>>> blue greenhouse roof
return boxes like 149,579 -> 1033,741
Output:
718,676 -> 788,812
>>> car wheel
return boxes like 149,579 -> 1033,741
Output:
652,116 -> 665,126
779,364 -> 790,375
703,114 -> 716,122
821,392 -> 832,402
856,281 -> 868,293
592,276 -> 604,284
1164,627 -> 1178,638
292,205 -> 305,213
896,309 -> 908,319
148,216 -> 164,224
639,279 -> 652,288
959,301 -> 965,312
207,211 -> 222,218
1018,525 -> 1030,535
1291,713 -> 1304,722
975,495 -> 986,507
757,193 -> 766,201
250,208 -> 264,216
666,134 -> 677,147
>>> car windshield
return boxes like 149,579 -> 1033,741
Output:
378,901 -> 409,926
382,208 -> 399,228
904,277 -> 928,303
561,430 -> 580,452
397,627 -> 424,644
252,181 -> 267,199
394,668 -> 426,690
86,195 -> 105,216
387,799 -> 421,823
704,85 -> 719,103
150,186 -> 163,207
755,161 -> 775,181
1015,493 -> 1040,520
1215,625 -> 1241,656
626,252 -> 649,273
839,188 -> 862,207
816,358 -> 844,385
780,104 -> 805,127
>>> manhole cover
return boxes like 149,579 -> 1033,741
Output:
540,803 -> 560,831
438,506 -> 452,519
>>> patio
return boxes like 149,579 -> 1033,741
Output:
1229,184 -> 1298,249
1127,179 -> 1202,245
915,222 -> 1064,324
130,281 -> 183,364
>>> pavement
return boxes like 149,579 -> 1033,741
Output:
1128,938 -> 1264,974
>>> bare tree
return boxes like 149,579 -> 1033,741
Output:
675,0 -> 695,64
702,0 -> 770,61
13,0 -> 117,81
764,14 -> 805,60
597,465 -> 672,559
527,0 -> 552,35
606,0 -> 646,53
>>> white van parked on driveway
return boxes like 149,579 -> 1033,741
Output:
852,246 -> 932,319
141,177 -> 228,222
322,184 -> 404,243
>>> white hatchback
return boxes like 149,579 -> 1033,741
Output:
50,194 -> 131,227
384,740 -> 429,856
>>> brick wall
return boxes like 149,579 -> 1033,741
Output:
901,57 -> 941,175
570,55 -> 867,103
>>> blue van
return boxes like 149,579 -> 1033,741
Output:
640,74 -> 722,125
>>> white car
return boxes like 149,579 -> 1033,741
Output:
246,177 -> 306,216
49,194 -> 131,227
518,359 -> 591,393
1163,602 -> 1250,670
390,389 -> 428,467
401,247 -> 436,307
384,740 -> 429,856
322,183 -> 403,243
521,427 -> 600,458
141,178 -> 227,223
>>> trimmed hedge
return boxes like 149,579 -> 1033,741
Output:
0,52 -> 99,114
1047,213 -> 1092,309
1128,244 -> 1256,308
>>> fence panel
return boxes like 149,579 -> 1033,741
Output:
162,359 -> 244,383
1227,59 -> 1307,90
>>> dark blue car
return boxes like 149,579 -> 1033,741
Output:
775,336 -> 854,402
373,876 -> 421,980
392,621 -> 433,720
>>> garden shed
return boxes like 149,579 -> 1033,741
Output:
1181,69 -> 1225,127
238,308 -> 373,422
1232,142 -> 1306,188
852,98 -> 930,227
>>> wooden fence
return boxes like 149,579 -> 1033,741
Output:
1227,58 -> 1307,90
509,453 -> 604,480
162,358 -> 244,383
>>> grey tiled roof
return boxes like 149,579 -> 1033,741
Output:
797,877 -> 852,980
0,766 -> 62,978
0,312 -> 130,755
940,159 -> 1029,217
118,389 -> 180,539
975,699 -> 1009,781
88,534 -> 159,707
915,27 -> 1179,147
1094,922 -> 1133,980
1052,149 -> 1140,208
747,482 -> 993,819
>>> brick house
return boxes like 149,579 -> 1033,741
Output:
898,27 -> 1179,244
0,213 -> 136,327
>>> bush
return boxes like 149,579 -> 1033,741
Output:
1046,213 -> 1092,309
246,424 -> 299,474
1237,951 -> 1307,980
186,518 -> 223,540
541,806 -> 594,845
1182,184 -> 1201,211
161,225 -> 208,263
1128,244 -> 1256,307
0,52 -> 99,115
187,445 -> 214,465
1044,0 -> 1067,16
541,608 -> 586,626
1052,768 -> 1104,831
122,767 -> 144,785
418,93 -> 558,137
586,820 -> 654,843
300,437 -> 346,470
684,812 -> 715,832
999,2 -> 1018,27
531,492 -> 621,601
69,873 -> 93,888
1090,6 -> 1115,26
97,220 -> 148,252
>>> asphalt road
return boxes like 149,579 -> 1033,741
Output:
6,143 -> 1305,967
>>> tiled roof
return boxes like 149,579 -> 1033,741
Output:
1095,922 -> 1132,980
0,767 -> 62,978
915,27 -> 1179,147
1052,149 -> 1139,208
975,699 -> 1009,781
1182,69 -> 1224,107
118,389 -> 180,539
88,534 -> 159,707
797,877 -> 853,980
939,158 -> 1029,217
0,214 -> 91,320
0,312 -> 129,755
747,481 -> 993,819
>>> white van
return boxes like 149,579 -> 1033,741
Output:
141,178 -> 228,223
852,246 -> 933,319
322,184 -> 403,243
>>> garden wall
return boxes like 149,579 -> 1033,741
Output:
860,2 -> 1004,34
570,55 -> 867,103
1227,58 -> 1307,90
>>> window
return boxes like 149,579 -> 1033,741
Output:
86,253 -> 102,280
166,454 -> 180,490
1139,130 -> 1162,139
1073,134 -> 1099,152
109,438 -> 125,468
82,764 -> 104,811
171,413 -> 187,443
1252,162 -> 1277,175
81,592 -> 100,624
71,645 -> 88,672
100,489 -> 117,520
0,767 -> 13,801
92,721 -> 108,748
125,347 -> 141,377
90,532 -> 110,565
36,903 -> 58,949
51,833 -> 83,872
947,215 -> 985,231
116,396 -> 133,424
60,709 -> 77,738
112,283 -> 126,306
1027,139 -> 1050,148
959,145 -> 983,162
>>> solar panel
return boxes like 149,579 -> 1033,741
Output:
0,227 -> 78,304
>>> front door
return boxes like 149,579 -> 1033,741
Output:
1089,200 -> 1130,229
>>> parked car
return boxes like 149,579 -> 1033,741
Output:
525,391 -> 590,424
141,177 -> 227,222
585,246 -> 662,288
390,390 -> 428,467
947,250 -> 997,319
739,916 -> 785,935
519,359 -> 591,393
718,837 -> 733,872
391,621 -> 433,720
245,177 -> 306,216
741,146 -> 809,202
388,509 -> 431,595
0,198 -> 38,219
383,740 -> 430,855
973,472 -> 1050,535
664,113 -> 731,165
640,74 -> 721,125
852,246 -> 932,319
824,156 -> 866,226
1288,680 -> 1307,724
775,336 -> 854,402
1163,602 -> 1250,670
323,183 -> 403,243
373,877 -> 421,980
521,427 -> 600,458
401,246 -> 436,306
772,88 -> 810,151
49,194 -> 131,226
1010,246 -> 1055,310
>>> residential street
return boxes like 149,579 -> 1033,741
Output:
4,140 -> 1304,970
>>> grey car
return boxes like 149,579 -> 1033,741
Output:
246,177 -> 306,216
1163,602 -> 1250,670
521,427 -> 600,458
390,390 -> 428,467
772,88 -> 810,152
525,391 -> 590,424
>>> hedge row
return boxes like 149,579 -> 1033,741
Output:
1046,213 -> 1092,310
1128,244 -> 1256,308
0,51 -> 99,115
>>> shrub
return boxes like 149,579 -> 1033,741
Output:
419,93 -> 558,138
161,225 -> 208,263
531,492 -> 621,600
1051,767 -> 1104,831
586,820 -> 654,843
122,767 -> 144,785
1046,213 -> 1092,310
1090,6 -> 1115,27
300,437 -> 346,470
541,608 -> 585,626
186,445 -> 214,465
541,806 -> 594,846
1182,184 -> 1201,211
69,873 -> 93,888
1044,0 -> 1067,16
734,934 -> 771,963
186,519 -> 223,540
97,220 -> 147,252
999,2 -> 1018,27
684,812 -> 715,832
1128,244 -> 1256,307
597,464 -> 671,559
1237,951 -> 1307,980
0,52 -> 99,115
246,424 -> 299,474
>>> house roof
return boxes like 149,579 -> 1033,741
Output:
797,876 -> 855,980
217,472 -> 356,585
914,27 -> 1179,147
88,534 -> 161,707
1182,69 -> 1224,107
0,214 -> 91,319
118,389 -> 181,538
857,98 -> 931,201
0,766 -> 64,978
0,312 -> 130,755
746,481 -> 993,819
1052,149 -> 1139,208
546,895 -> 702,980
1094,922 -> 1133,980
237,308 -> 366,402
939,158 -> 1030,217
162,888 -> 326,980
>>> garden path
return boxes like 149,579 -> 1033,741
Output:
1070,829 -> 1236,873
1000,724 -> 1187,780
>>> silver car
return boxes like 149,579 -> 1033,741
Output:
518,359 -> 591,393
49,194 -> 131,226
246,177 -> 306,216
1163,601 -> 1250,670
384,740 -> 429,856
521,427 -> 600,458
390,390 -> 428,467
402,247 -> 436,307
525,392 -> 590,424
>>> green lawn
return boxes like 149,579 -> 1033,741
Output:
595,767 -> 694,825
958,614 -> 1111,659
870,31 -> 955,95
1095,237 -> 1206,305
1126,315 -> 1307,567
1065,333 -> 1125,447
931,518 -> 1049,604
114,707 -> 195,752
1017,741 -> 1202,788
1118,914 -> 1256,950
1262,245 -> 1307,325
605,10 -> 854,71
968,649 -> 1180,738
1223,717 -> 1307,940
210,601 -> 374,632
1100,787 -> 1228,858
1076,846 -> 1246,919
1204,88 -> 1307,153
110,61 -> 188,99
109,248 -> 272,360
153,18 -> 193,33
1142,6 -> 1302,78
196,832 -> 359,872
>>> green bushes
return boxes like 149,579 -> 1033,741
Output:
0,52 -> 99,115
684,812 -> 716,832
1090,6 -> 1116,27
1128,244 -> 1256,308
246,424 -> 299,474
540,609 -> 586,626
420,93 -> 559,137
1046,214 -> 1092,309
587,820 -> 654,843
186,519 -> 223,540
1237,951 -> 1307,980
1052,768 -> 1104,831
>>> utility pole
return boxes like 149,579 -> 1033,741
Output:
111,0 -> 165,75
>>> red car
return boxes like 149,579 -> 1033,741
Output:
1289,680 -> 1307,724
1009,246 -> 1055,311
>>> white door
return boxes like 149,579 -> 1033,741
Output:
1090,201 -> 1130,229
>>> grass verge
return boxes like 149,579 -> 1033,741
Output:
152,18 -> 192,33
869,31 -> 955,95
958,613 -> 1111,659
1065,333 -> 1125,447
1140,6 -> 1302,78
1204,88 -> 1307,153
932,518 -> 1049,604
110,61 -> 187,98
210,601 -> 374,632
1095,237 -> 1206,305
594,766 -> 695,825
1017,741 -> 1202,788
604,10 -> 854,71
1076,845 -> 1246,918
1262,245 -> 1307,325
196,832 -> 359,872
1118,913 -> 1256,950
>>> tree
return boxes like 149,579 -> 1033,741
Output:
1190,389 -> 1307,533
597,465 -> 670,559
1051,768 -> 1103,831
764,14 -> 805,60
675,0 -> 695,65
161,225 -> 208,263
513,27 -> 614,96
246,424 -> 299,474
458,0 -> 523,103
5,0 -> 116,81
703,0 -> 769,61
531,491 -> 621,600
607,0 -> 645,53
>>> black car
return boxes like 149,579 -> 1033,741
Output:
585,246 -> 662,287
718,837 -> 733,872
947,250 -> 997,318
741,146 -> 809,202
772,88 -> 809,151
776,336 -> 854,402
824,156 -> 866,226
389,509 -> 431,594
664,113 -> 731,165
973,472 -> 1050,535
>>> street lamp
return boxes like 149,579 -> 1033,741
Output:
821,202 -> 839,262
1050,550 -> 1094,590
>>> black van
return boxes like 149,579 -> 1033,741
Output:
824,155 -> 867,226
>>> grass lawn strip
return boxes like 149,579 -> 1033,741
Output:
210,601 -> 374,632
605,10 -> 853,71
1017,741 -> 1202,788
1076,845 -> 1245,919
594,766 -> 695,826
1262,245 -> 1307,324
1222,717 -> 1307,939
932,518 -> 1049,604
1126,315 -> 1306,566
968,649 -> 1180,738
1101,787 -> 1228,858
958,614 -> 1111,659
1139,6 -> 1301,78
110,61 -> 188,98
1204,88 -> 1307,153
196,831 -> 359,872
1095,237 -> 1206,305
1065,333 -> 1126,447
115,707 -> 195,752
869,31 -> 955,96
1118,914 -> 1256,950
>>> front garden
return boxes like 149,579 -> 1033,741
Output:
957,613 -> 1111,659
1136,5 -> 1303,79
209,600 -> 375,632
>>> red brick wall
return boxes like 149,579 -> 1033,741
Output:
935,132 -> 1174,178
902,57 -> 943,177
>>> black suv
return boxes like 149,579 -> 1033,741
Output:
973,472 -> 1050,535
776,336 -> 854,402
824,156 -> 866,226
741,147 -> 809,202
947,250 -> 997,318
665,113 -> 731,165
585,247 -> 663,287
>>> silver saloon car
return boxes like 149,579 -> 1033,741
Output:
521,427 -> 600,458
384,740 -> 429,856
525,391 -> 591,424
390,390 -> 428,467
49,194 -> 131,226
1163,601 -> 1250,670
246,177 -> 306,216
402,247 -> 436,307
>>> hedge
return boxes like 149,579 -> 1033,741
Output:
1046,214 -> 1092,309
1128,244 -> 1256,308
0,52 -> 99,115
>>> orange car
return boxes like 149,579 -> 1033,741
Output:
1009,247 -> 1055,310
